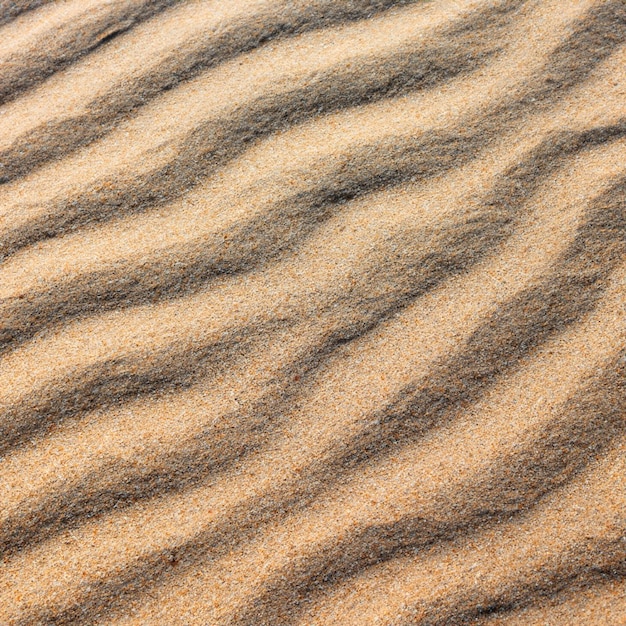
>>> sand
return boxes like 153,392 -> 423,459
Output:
0,0 -> 625,624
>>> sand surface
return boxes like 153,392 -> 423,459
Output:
0,1 -> 625,624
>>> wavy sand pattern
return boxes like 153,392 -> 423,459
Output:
0,0 -> 625,624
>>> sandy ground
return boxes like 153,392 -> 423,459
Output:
0,0 -> 625,624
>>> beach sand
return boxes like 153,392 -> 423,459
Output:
0,0 -> 625,623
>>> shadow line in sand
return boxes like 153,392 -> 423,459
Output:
0,0 -> 181,107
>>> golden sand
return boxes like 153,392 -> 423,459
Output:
0,1 -> 625,624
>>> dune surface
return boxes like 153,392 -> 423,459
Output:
0,0 -> 625,624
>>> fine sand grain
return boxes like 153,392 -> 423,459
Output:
0,1 -> 625,624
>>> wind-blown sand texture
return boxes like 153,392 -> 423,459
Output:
0,0 -> 625,624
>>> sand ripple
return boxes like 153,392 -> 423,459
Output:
0,0 -> 624,624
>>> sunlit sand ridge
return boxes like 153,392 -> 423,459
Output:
0,0 -> 625,624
